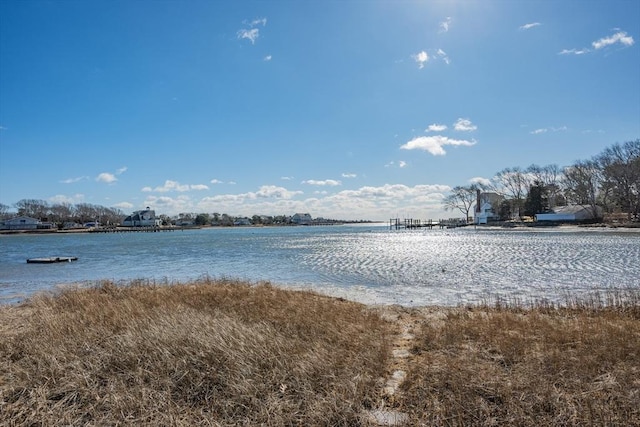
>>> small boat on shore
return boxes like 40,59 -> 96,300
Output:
26,257 -> 78,264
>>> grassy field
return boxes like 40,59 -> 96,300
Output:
1,280 -> 639,426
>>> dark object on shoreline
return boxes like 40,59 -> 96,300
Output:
26,257 -> 78,264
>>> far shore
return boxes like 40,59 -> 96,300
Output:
1,220 -> 639,236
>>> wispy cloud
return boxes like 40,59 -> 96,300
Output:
385,161 -> 407,168
436,48 -> 450,64
302,179 -> 342,186
559,48 -> 590,55
142,180 -> 209,192
60,176 -> 88,184
560,29 -> 634,55
238,17 -> 267,44
412,50 -> 429,69
116,166 -> 127,175
519,22 -> 541,31
264,55 -> 272,61
401,136 -> 476,156
210,179 -> 224,184
426,123 -> 448,132
440,17 -> 452,33
592,30 -> 634,49
342,173 -> 357,178
530,126 -> 567,134
453,118 -> 477,132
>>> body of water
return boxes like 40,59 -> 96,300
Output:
1,225 -> 638,305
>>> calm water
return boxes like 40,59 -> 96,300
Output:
1,225 -> 638,305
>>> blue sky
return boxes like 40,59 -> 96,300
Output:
1,0 -> 638,221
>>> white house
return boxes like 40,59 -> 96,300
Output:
122,208 -> 161,227
292,213 -> 312,225
474,191 -> 502,224
536,205 -> 603,222
0,216 -> 42,230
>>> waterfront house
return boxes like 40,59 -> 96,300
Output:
474,191 -> 502,224
535,205 -> 603,222
292,213 -> 312,225
122,208 -> 161,227
0,216 -> 55,230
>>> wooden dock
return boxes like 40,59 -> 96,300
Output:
88,226 -> 177,233
389,218 -> 468,230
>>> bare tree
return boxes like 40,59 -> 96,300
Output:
0,203 -> 12,220
597,139 -> 640,220
443,185 -> 480,221
493,167 -> 530,219
563,159 -> 601,214
14,199 -> 49,219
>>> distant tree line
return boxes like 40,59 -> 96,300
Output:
443,139 -> 640,222
0,201 -> 358,229
0,200 -> 126,228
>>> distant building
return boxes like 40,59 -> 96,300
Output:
0,216 -> 55,230
234,217 -> 252,226
291,213 -> 312,225
536,205 -> 603,222
122,208 -> 162,227
474,191 -> 503,224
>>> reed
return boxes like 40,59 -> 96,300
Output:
401,290 -> 640,426
0,279 -> 391,426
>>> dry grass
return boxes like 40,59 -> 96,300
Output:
401,292 -> 640,426
0,279 -> 391,426
2,281 -> 639,427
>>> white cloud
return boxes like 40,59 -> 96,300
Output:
280,176 -> 293,181
113,202 -> 134,210
255,185 -> 301,199
49,194 -> 84,204
531,128 -> 548,134
190,184 -> 210,191
302,179 -> 342,186
142,180 -> 209,192
398,161 -> 407,168
440,17 -> 452,33
469,177 -> 492,187
210,179 -> 224,184
426,123 -> 448,132
342,173 -> 357,178
96,172 -> 117,183
116,166 -> 127,175
519,22 -> 541,30
436,49 -> 450,65
126,183 -> 455,221
453,118 -> 477,132
592,31 -> 634,49
401,135 -> 476,156
264,55 -> 272,61
412,51 -> 429,69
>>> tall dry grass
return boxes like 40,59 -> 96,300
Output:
401,292 -> 640,426
0,279 -> 391,426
